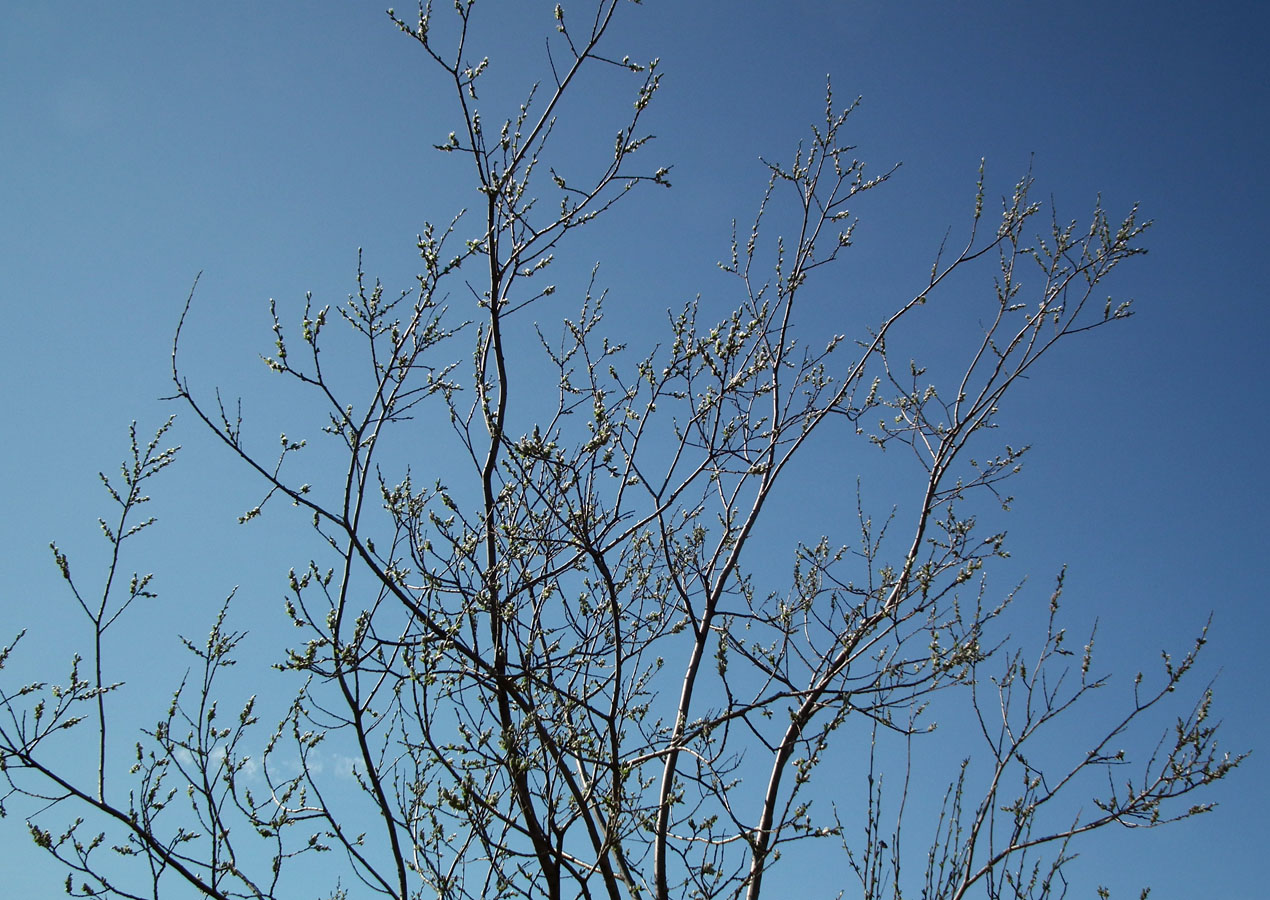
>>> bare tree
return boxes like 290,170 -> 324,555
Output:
0,3 -> 1241,899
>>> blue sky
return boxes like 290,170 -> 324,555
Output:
2,1 -> 1267,897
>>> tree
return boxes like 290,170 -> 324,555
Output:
0,3 -> 1241,899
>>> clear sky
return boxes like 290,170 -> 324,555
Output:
2,1 -> 1267,897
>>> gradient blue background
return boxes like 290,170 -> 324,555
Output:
2,2 -> 1265,896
